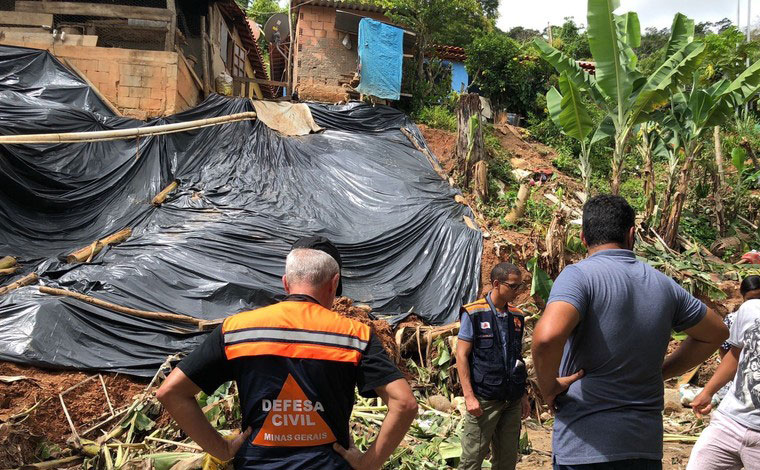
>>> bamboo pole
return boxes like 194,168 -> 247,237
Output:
151,180 -> 179,206
39,286 -> 206,327
0,256 -> 17,269
0,273 -> 38,296
0,112 -> 257,144
67,228 -> 132,263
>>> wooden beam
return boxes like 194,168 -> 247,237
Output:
234,77 -> 288,87
67,228 -> 132,263
15,1 -> 173,22
0,11 -> 53,27
165,0 -> 176,52
176,47 -> 204,93
0,273 -> 38,296
200,15 -> 211,94
62,59 -> 122,116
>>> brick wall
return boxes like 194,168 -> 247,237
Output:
0,39 -> 193,119
294,6 -> 387,102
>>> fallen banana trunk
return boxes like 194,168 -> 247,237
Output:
0,256 -> 17,269
67,228 -> 132,263
395,323 -> 460,356
0,273 -> 38,296
0,266 -> 20,276
38,286 -> 221,329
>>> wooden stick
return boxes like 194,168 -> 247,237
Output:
0,112 -> 257,144
67,228 -> 132,263
39,286 -> 206,327
0,266 -> 20,276
151,180 -> 179,206
63,58 -> 122,116
0,273 -> 38,296
400,128 -> 448,181
0,256 -> 17,269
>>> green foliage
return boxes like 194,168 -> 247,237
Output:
415,105 -> 457,132
550,18 -> 592,60
700,27 -> 760,84
466,31 -> 553,116
401,59 -> 453,115
732,147 -> 747,174
527,256 -> 553,303
246,0 -> 284,28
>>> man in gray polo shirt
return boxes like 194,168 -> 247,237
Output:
532,195 -> 728,470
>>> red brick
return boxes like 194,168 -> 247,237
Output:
118,96 -> 140,108
120,74 -> 142,87
140,97 -> 163,110
314,29 -> 326,38
301,27 -> 313,37
311,21 -> 324,30
129,86 -> 150,98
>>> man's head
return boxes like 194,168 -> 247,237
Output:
283,236 -> 343,308
581,195 -> 636,250
741,275 -> 760,301
490,262 -> 522,305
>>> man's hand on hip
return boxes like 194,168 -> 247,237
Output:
465,395 -> 483,417
219,427 -> 252,461
544,369 -> 584,413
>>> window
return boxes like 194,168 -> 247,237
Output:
229,42 -> 247,78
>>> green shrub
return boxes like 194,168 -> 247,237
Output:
414,105 -> 457,132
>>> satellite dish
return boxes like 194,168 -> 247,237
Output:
263,13 -> 290,44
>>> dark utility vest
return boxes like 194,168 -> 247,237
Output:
462,293 -> 527,401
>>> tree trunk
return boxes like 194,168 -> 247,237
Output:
662,145 -> 700,248
714,126 -> 724,186
455,93 -> 486,189
473,160 -> 489,201
640,133 -> 656,224
505,183 -> 531,224
610,143 -> 625,196
713,169 -> 727,237
657,151 -> 680,234
740,138 -> 760,172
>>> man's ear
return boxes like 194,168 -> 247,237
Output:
282,274 -> 290,294
627,226 -> 636,249
331,273 -> 340,294
580,231 -> 588,248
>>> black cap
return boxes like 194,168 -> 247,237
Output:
291,235 -> 343,296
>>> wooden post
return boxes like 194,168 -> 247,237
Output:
455,93 -> 485,189
714,126 -> 725,186
165,0 -> 176,52
505,183 -> 531,224
152,180 -> 179,206
0,273 -> 38,296
0,267 -> 21,277
473,160 -> 488,201
287,0 -> 294,95
67,228 -> 132,263
200,15 -> 211,94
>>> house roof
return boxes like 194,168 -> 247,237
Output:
577,60 -> 596,74
292,0 -> 385,13
432,44 -> 466,62
216,0 -> 275,98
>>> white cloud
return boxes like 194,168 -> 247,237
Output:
497,0 -> 753,32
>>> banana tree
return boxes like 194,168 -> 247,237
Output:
659,60 -> 760,247
546,71 -> 595,195
635,121 -> 669,223
535,2 -> 705,195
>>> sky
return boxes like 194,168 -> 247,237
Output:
497,0 -> 756,32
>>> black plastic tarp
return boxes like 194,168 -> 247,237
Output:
0,45 -> 482,376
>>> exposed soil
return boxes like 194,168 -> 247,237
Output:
417,124 -> 457,174
0,361 -> 146,467
333,297 -> 399,363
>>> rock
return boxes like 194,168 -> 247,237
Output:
664,387 -> 682,414
428,394 -> 453,413
453,396 -> 467,416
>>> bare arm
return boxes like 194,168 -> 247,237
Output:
662,308 -> 729,380
455,339 -> 482,416
156,368 -> 251,460
335,378 -> 418,470
531,301 -> 584,410
690,346 -> 740,416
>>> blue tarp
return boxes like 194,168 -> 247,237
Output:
356,18 -> 403,100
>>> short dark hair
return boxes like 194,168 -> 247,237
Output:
582,195 -> 636,248
491,262 -> 521,283
740,275 -> 760,296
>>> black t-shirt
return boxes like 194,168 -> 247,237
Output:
178,326 -> 401,397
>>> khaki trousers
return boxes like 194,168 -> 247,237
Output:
458,397 -> 522,470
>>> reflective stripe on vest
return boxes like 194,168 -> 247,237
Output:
222,301 -> 371,365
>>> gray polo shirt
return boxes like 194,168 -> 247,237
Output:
547,249 -> 706,465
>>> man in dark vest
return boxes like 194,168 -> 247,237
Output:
456,262 -> 531,470
156,236 -> 418,470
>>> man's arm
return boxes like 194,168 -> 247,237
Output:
333,378 -> 418,470
454,339 -> 482,417
156,368 -> 251,460
690,346 -> 740,416
531,301 -> 584,410
662,308 -> 729,380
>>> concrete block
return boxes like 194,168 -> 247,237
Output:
128,86 -> 150,98
120,74 -> 142,87
314,29 -> 326,38
311,21 -> 324,30
118,96 -> 141,109
140,97 -> 164,110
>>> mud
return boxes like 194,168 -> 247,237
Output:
332,297 -> 399,363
